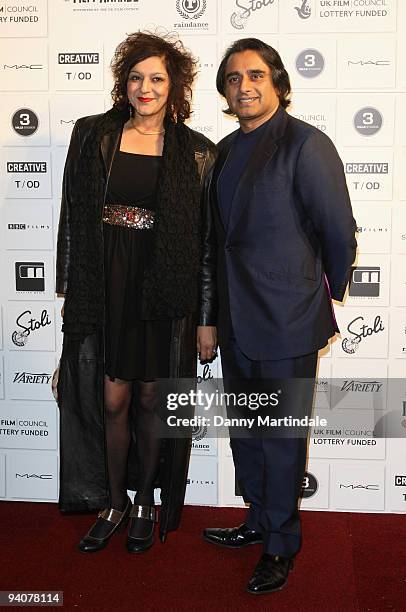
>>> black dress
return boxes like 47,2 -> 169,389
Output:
103,150 -> 172,381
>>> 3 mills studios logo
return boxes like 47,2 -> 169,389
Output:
300,472 -> 318,498
11,108 -> 39,137
354,107 -> 383,137
229,0 -> 276,30
295,49 -> 325,78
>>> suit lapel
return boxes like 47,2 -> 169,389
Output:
100,128 -> 121,182
227,106 -> 288,236
211,131 -> 237,234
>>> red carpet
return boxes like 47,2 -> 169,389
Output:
0,502 -> 404,611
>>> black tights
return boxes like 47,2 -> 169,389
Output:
89,377 -> 161,539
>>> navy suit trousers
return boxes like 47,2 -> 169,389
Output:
221,337 -> 318,557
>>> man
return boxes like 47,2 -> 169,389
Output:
197,38 -> 357,595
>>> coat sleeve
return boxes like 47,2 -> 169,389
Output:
199,161 -> 218,326
294,131 -> 357,301
55,119 -> 83,295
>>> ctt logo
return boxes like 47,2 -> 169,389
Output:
176,0 -> 206,19
11,108 -> 39,137
15,262 -> 45,292
230,0 -> 276,30
349,266 -> 380,298
295,0 -> 311,19
300,471 -> 318,498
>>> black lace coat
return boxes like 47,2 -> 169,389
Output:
56,113 -> 216,540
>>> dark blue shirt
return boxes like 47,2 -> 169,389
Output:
218,119 -> 269,229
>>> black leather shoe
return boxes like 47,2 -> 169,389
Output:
247,553 -> 294,595
203,524 -> 262,548
78,496 -> 132,553
127,505 -> 158,553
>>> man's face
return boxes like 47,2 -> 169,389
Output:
224,49 -> 280,129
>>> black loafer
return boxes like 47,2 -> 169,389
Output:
127,505 -> 158,554
203,523 -> 262,548
247,553 -> 294,595
78,496 -> 132,553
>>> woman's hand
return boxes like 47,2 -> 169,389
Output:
197,325 -> 217,362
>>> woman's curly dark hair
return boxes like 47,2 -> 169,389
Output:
111,31 -> 197,122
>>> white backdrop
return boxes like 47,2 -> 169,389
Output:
0,0 -> 405,514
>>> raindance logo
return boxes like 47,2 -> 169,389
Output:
295,49 -> 324,78
230,0 -> 275,30
295,0 -> 311,19
192,423 -> 207,442
176,0 -> 206,20
341,314 -> 385,355
354,107 -> 383,137
11,108 -> 39,137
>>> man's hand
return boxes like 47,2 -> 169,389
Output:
197,325 -> 217,362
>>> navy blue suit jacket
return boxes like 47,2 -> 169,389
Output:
199,105 -> 357,361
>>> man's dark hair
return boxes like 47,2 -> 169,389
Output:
216,38 -> 291,114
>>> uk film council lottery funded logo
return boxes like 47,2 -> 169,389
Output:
295,0 -> 311,19
296,49 -> 324,78
341,314 -> 385,355
230,0 -> 276,30
354,107 -> 383,137
12,308 -> 51,347
11,108 -> 39,137
176,0 -> 206,20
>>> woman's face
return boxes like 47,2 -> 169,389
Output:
127,55 -> 170,120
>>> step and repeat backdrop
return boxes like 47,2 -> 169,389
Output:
0,0 -> 405,514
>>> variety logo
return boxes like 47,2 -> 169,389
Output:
11,308 -> 52,347
341,314 -> 385,354
13,372 -> 52,385
349,266 -> 380,297
295,49 -> 324,78
11,108 -> 39,137
229,0 -> 275,30
295,0 -> 311,19
339,483 -> 379,491
176,0 -> 206,19
340,380 -> 382,392
300,471 -> 318,498
353,107 -> 383,137
58,53 -> 99,64
15,262 -> 45,292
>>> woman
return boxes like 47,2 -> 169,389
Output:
55,32 -> 216,553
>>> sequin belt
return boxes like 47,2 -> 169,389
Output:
102,204 -> 155,230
